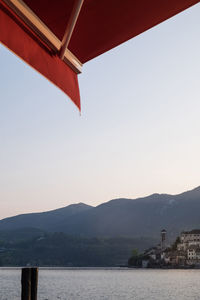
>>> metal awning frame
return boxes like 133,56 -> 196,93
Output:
3,0 -> 83,74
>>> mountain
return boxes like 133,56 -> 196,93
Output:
1,186 -> 200,240
0,203 -> 92,231
0,233 -> 156,267
0,227 -> 45,243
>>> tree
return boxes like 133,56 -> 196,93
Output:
171,236 -> 180,250
131,249 -> 138,257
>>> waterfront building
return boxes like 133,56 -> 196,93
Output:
130,229 -> 200,268
187,245 -> 200,265
167,229 -> 200,266
177,230 -> 200,251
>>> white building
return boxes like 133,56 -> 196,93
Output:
187,245 -> 200,260
177,230 -> 200,251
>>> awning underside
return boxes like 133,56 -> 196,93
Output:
0,0 -> 198,110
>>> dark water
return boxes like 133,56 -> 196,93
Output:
0,268 -> 200,300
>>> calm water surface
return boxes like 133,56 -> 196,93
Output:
0,268 -> 200,300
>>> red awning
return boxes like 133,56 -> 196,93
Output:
0,0 -> 198,110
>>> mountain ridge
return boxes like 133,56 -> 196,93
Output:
1,186 -> 200,239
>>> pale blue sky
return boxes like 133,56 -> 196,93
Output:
0,4 -> 200,219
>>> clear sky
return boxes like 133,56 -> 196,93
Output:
0,4 -> 200,219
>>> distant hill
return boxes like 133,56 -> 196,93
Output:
0,232 -> 156,267
0,227 -> 45,243
1,187 -> 200,240
0,203 -> 92,231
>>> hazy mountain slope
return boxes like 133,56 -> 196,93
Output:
0,227 -> 45,243
0,187 -> 200,239
0,233 -> 156,267
51,187 -> 200,239
0,203 -> 92,231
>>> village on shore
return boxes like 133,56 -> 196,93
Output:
128,229 -> 200,268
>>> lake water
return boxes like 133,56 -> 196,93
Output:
0,268 -> 200,299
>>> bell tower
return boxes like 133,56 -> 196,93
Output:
161,229 -> 167,250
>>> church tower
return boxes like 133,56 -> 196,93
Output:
161,229 -> 167,250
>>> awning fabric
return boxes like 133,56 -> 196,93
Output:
0,0 -> 199,110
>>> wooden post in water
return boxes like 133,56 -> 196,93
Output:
31,268 -> 38,300
21,267 -> 38,300
21,268 -> 31,300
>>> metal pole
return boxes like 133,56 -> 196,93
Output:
59,0 -> 84,59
